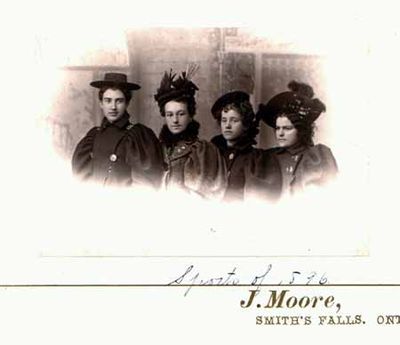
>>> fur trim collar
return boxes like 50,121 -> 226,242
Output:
159,120 -> 200,146
211,132 -> 256,153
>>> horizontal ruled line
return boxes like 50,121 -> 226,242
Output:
0,284 -> 399,288
40,255 -> 366,258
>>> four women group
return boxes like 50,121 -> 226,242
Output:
72,67 -> 338,202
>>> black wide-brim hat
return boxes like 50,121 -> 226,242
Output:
211,91 -> 250,118
90,72 -> 141,90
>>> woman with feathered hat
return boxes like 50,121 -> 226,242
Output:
210,91 -> 282,202
154,66 -> 226,199
258,81 -> 338,196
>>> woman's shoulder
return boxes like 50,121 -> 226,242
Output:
262,146 -> 281,155
124,123 -> 160,147
190,138 -> 212,147
127,123 -> 157,137
189,138 -> 220,155
73,126 -> 100,151
122,123 -> 163,162
86,126 -> 101,136
306,143 -> 336,159
210,134 -> 225,150
312,143 -> 334,152
237,147 -> 281,174
253,147 -> 284,162
304,143 -> 338,173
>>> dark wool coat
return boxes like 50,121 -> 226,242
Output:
211,134 -> 282,202
267,143 -> 338,195
160,121 -> 227,199
71,113 -> 164,188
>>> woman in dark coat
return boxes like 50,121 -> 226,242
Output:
258,81 -> 338,196
72,73 -> 164,188
154,66 -> 226,199
211,91 -> 282,202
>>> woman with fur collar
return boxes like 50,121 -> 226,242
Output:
258,81 -> 338,196
211,91 -> 282,202
154,66 -> 226,199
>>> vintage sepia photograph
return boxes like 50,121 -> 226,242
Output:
31,26 -> 370,258
45,28 -> 340,199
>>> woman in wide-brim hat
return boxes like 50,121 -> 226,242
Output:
154,66 -> 226,199
71,72 -> 164,188
258,80 -> 338,196
210,91 -> 282,202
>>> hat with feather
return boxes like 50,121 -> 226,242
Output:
257,81 -> 326,128
154,64 -> 199,115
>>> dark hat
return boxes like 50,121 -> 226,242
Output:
211,91 -> 250,119
90,72 -> 141,90
258,81 -> 326,128
154,66 -> 199,110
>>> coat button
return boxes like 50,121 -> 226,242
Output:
229,153 -> 234,160
109,154 -> 117,162
286,166 -> 295,173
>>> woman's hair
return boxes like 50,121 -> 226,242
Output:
216,100 -> 255,128
160,95 -> 196,117
276,112 -> 315,146
216,100 -> 259,141
98,86 -> 132,104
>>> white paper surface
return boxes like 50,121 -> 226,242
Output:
1,1 -> 400,343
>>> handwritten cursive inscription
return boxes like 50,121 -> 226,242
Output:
167,265 -> 240,296
167,264 -> 327,296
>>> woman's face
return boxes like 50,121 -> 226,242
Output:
275,116 -> 298,148
221,109 -> 245,145
99,88 -> 128,123
164,101 -> 192,134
